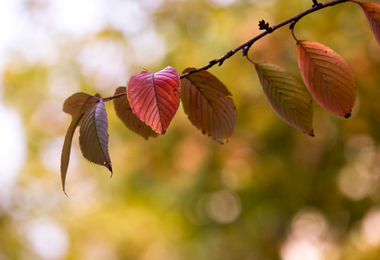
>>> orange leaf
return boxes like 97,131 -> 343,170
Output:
357,1 -> 380,46
181,68 -> 237,144
113,87 -> 158,139
127,66 -> 180,134
296,40 -> 356,118
255,62 -> 314,136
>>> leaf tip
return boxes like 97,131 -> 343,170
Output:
344,113 -> 352,119
62,187 -> 69,197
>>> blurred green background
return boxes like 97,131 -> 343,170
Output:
2,0 -> 380,259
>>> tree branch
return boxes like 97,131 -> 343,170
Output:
103,0 -> 349,102
179,0 -> 349,79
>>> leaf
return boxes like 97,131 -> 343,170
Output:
296,40 -> 356,118
63,92 -> 99,117
79,99 -> 112,174
357,1 -> 380,46
127,66 -> 181,134
180,68 -> 237,144
255,62 -> 314,136
113,86 -> 158,139
61,113 -> 84,194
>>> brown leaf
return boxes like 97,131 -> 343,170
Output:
61,113 -> 84,194
63,92 -> 99,117
181,68 -> 237,144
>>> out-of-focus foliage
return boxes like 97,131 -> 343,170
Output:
2,0 -> 380,259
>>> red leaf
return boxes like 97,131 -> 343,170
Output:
113,87 -> 158,139
296,40 -> 356,118
61,113 -> 84,194
127,66 -> 180,134
357,1 -> 380,46
79,99 -> 112,173
181,68 -> 237,144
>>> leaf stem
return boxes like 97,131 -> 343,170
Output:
245,53 -> 256,66
179,0 -> 349,79
291,25 -> 299,43
101,89 -> 127,102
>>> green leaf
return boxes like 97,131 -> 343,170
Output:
255,62 -> 314,136
79,99 -> 112,174
181,68 -> 237,144
113,87 -> 158,139
61,113 -> 84,194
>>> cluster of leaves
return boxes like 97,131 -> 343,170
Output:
60,0 -> 380,193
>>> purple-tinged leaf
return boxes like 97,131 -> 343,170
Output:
79,99 -> 112,174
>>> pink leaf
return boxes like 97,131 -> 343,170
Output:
113,86 -> 158,139
127,66 -> 181,134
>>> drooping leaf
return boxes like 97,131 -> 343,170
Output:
127,66 -> 180,134
255,62 -> 314,136
79,99 -> 112,174
63,92 -> 99,117
357,1 -> 380,46
180,68 -> 237,144
296,40 -> 356,118
113,86 -> 158,139
61,113 -> 84,194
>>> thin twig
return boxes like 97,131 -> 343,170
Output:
102,90 -> 126,102
179,0 -> 349,79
